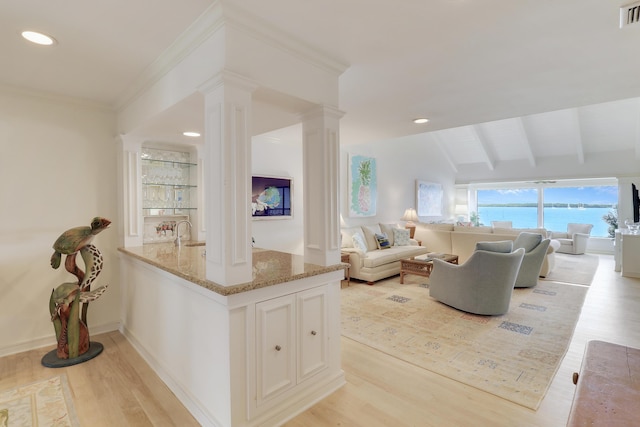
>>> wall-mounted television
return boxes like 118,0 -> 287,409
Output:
633,183 -> 639,223
251,175 -> 292,219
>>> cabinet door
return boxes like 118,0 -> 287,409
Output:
256,294 -> 296,405
297,286 -> 329,382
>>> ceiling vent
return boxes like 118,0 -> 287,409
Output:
621,2 -> 640,28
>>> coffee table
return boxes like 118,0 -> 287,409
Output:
399,253 -> 458,284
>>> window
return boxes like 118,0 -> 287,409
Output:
471,180 -> 618,237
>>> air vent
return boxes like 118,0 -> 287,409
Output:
621,2 -> 640,28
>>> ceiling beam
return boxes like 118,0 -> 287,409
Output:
470,125 -> 495,171
431,133 -> 458,173
515,118 -> 536,167
570,109 -> 585,164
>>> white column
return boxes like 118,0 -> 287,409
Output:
301,105 -> 344,266
200,71 -> 257,285
117,135 -> 144,248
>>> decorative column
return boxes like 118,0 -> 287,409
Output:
301,105 -> 344,266
199,71 -> 257,285
117,135 -> 144,248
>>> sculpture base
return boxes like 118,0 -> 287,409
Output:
41,341 -> 104,368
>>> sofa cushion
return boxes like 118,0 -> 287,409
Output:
422,223 -> 454,231
352,232 -> 368,253
393,228 -> 411,246
375,233 -> 391,250
475,240 -> 513,253
341,226 -> 363,248
362,224 -> 383,251
455,225 -> 492,233
491,221 -> 513,228
513,232 -> 543,252
362,246 -> 429,269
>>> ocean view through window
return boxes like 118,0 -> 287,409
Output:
475,184 -> 618,237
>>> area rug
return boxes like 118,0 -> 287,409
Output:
341,277 -> 588,410
541,253 -> 599,285
0,375 -> 79,426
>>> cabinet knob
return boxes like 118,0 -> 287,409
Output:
275,345 -> 281,351
311,330 -> 317,336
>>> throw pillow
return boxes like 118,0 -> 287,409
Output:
362,224 -> 383,251
379,223 -> 399,246
393,228 -> 411,246
352,232 -> 368,253
374,233 -> 391,250
340,226 -> 363,248
475,240 -> 513,253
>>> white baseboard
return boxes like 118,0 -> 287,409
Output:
0,321 -> 120,358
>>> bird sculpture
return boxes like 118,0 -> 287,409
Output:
50,217 -> 111,270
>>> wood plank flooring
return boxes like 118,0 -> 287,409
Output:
1,254 -> 638,426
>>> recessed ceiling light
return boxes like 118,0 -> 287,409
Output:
413,118 -> 429,124
182,131 -> 201,137
21,30 -> 56,46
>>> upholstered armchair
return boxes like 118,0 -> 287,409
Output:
550,223 -> 593,255
429,243 -> 525,315
513,232 -> 551,288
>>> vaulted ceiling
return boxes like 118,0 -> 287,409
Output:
2,0 -> 640,172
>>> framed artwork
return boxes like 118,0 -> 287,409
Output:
349,155 -> 377,217
416,180 -> 443,217
251,175 -> 292,219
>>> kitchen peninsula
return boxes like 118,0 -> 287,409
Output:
117,244 -> 346,427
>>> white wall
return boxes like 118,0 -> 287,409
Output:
251,133 -> 304,255
340,133 -> 457,228
0,88 -> 120,356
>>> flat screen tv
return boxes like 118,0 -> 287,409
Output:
251,175 -> 292,219
633,183 -> 640,223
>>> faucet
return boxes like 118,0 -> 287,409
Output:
174,220 -> 192,247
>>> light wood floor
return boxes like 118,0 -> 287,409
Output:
2,255 -> 638,426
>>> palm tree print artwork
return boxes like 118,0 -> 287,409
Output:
349,155 -> 377,217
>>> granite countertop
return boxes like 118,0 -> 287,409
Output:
117,243 -> 346,296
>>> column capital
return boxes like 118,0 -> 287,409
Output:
198,69 -> 259,95
299,104 -> 345,122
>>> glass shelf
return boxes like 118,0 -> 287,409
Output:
141,158 -> 196,167
142,183 -> 196,188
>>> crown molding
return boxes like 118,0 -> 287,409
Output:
115,2 -> 226,112
0,83 -> 113,112
222,2 -> 349,76
115,1 -> 349,113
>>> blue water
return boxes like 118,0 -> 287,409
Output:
477,206 -> 615,237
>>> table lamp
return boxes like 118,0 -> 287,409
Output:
401,208 -> 419,238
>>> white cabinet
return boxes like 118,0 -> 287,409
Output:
620,230 -> 640,278
255,286 -> 328,409
256,293 -> 296,404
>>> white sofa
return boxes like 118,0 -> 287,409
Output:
413,223 -> 558,277
341,223 -> 429,284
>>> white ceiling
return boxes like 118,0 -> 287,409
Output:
2,0 -> 640,170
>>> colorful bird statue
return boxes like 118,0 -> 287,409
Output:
50,217 -> 111,270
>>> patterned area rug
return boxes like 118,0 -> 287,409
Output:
0,375 -> 79,426
341,277 -> 588,409
541,253 -> 599,286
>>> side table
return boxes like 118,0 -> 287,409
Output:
341,252 -> 351,287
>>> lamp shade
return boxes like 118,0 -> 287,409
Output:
401,208 -> 419,223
